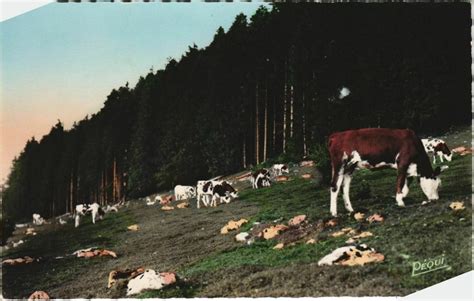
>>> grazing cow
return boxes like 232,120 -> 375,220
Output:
196,180 -> 238,207
196,180 -> 212,208
271,164 -> 289,177
174,185 -> 196,201
251,169 -> 271,189
328,128 -> 445,216
32,214 -> 45,226
74,203 -> 105,228
211,181 -> 239,207
421,138 -> 452,164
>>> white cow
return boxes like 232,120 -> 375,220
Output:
174,185 -> 196,201
74,203 -> 104,228
271,164 -> 289,177
32,213 -> 45,226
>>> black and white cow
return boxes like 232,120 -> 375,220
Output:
328,128 -> 446,217
74,203 -> 105,228
196,180 -> 238,208
251,169 -> 271,189
211,181 -> 238,207
421,138 -> 452,164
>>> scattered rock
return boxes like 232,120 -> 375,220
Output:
220,219 -> 248,234
278,221 -> 324,244
127,269 -> 164,296
449,201 -> 465,211
28,291 -> 50,301
128,224 -> 139,231
452,146 -> 473,156
331,227 -> 356,237
367,213 -> 384,223
25,228 -> 37,236
275,175 -> 290,182
346,231 -> 373,244
235,232 -> 250,242
159,195 -> 174,205
160,272 -> 177,285
325,218 -> 338,227
177,202 -> 189,209
161,205 -> 175,211
12,240 -> 25,248
273,243 -> 285,249
263,224 -> 288,240
3,256 -> 36,265
354,212 -> 365,221
73,248 -> 117,258
299,160 -> 315,167
108,267 -> 145,288
288,214 -> 306,226
318,244 -> 384,266
301,174 -> 312,179
306,238 -> 316,244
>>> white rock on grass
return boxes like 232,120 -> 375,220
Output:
127,269 -> 164,296
235,232 -> 250,242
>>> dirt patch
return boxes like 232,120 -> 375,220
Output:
34,199 -> 259,299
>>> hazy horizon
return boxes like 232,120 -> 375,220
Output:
0,2 -> 268,183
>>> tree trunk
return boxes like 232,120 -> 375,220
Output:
283,63 -> 288,153
69,172 -> 74,213
302,91 -> 307,156
113,158 -> 117,203
255,82 -> 260,164
290,85 -> 294,138
272,93 -> 276,154
243,138 -> 247,168
263,82 -> 268,162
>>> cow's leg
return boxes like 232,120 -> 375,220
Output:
432,155 -> 437,164
197,195 -> 201,209
92,211 -> 96,224
402,181 -> 409,198
396,166 -> 408,207
438,152 -> 444,163
342,173 -> 354,213
330,167 -> 344,217
75,215 -> 80,228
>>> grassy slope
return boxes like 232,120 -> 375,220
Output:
153,126 -> 472,297
1,211 -> 137,298
2,126 -> 471,298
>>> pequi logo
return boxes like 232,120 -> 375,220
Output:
412,254 -> 449,276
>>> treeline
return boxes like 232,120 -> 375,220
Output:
3,4 -> 470,224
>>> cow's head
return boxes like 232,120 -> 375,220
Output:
419,166 -> 447,201
281,165 -> 289,174
436,143 -> 452,162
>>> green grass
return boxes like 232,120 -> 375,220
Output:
2,210 -> 137,298
176,152 -> 471,294
3,126 -> 471,298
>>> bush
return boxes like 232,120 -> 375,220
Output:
308,143 -> 331,185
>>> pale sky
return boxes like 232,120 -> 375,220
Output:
0,2 -> 268,183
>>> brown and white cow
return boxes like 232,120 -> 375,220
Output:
328,128 -> 445,216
